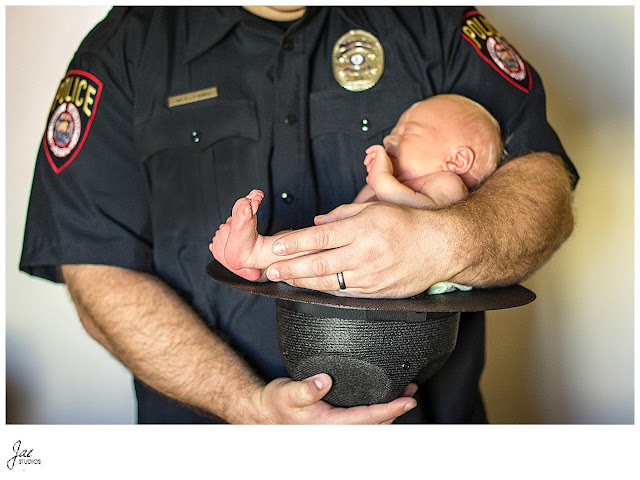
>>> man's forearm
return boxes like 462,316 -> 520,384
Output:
445,152 -> 575,287
61,264 -> 266,424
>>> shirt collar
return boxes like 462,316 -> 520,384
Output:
183,6 -> 321,64
183,7 -> 242,64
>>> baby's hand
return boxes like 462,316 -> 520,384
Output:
364,145 -> 385,172
364,145 -> 394,187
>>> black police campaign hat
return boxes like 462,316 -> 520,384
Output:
207,260 -> 535,407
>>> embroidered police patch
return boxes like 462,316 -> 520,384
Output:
44,70 -> 103,173
461,11 -> 532,93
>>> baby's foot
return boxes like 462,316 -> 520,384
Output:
210,217 -> 232,264
364,144 -> 394,190
210,216 -> 263,281
209,189 -> 265,281
225,189 -> 265,269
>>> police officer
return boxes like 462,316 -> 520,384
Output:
20,6 -> 578,424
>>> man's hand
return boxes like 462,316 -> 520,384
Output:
255,373 -> 418,424
62,264 -> 418,424
265,202 -> 452,298
264,153 -> 575,297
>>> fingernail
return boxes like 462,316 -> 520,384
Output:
404,401 -> 417,412
313,374 -> 328,390
273,242 -> 286,255
267,266 -> 280,280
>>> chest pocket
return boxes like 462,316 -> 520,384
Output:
136,98 -> 261,244
309,83 -> 423,211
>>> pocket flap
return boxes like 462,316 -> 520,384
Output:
135,98 -> 259,160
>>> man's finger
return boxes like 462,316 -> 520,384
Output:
399,383 -> 418,398
285,373 -> 332,408
279,272 -> 379,297
272,219 -> 356,256
281,279 -> 379,298
282,275 -> 355,293
314,202 -> 370,225
327,397 -> 417,425
266,248 -> 358,283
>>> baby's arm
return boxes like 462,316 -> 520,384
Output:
408,172 -> 469,207
364,145 -> 458,209
353,183 -> 376,203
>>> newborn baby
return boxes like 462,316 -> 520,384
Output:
210,94 -> 502,286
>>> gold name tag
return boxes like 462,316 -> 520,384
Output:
167,86 -> 219,108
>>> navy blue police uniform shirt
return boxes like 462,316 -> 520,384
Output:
20,7 -> 578,424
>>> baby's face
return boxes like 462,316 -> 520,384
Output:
382,102 -> 446,182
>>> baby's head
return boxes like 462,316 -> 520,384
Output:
383,94 -> 502,190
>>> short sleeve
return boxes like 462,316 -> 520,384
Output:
440,7 -> 579,187
20,9 -> 153,283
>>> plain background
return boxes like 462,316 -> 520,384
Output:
5,6 -> 634,425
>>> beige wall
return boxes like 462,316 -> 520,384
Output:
5,6 -> 634,424
479,6 -> 634,424
6,6 -> 133,424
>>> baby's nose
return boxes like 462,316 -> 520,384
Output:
383,135 -> 398,154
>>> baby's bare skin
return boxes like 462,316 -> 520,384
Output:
210,189 -> 307,281
211,148 -> 468,280
210,189 -> 265,280
361,145 -> 468,208
211,95 -> 501,281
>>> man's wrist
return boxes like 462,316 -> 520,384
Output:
243,382 -> 271,424
217,377 -> 270,424
419,205 -> 473,286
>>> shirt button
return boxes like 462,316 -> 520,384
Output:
284,114 -> 297,125
281,192 -> 294,203
283,39 -> 294,51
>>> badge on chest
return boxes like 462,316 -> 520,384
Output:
332,29 -> 385,92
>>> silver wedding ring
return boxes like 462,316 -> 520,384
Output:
337,271 -> 346,290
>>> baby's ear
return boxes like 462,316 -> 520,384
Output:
447,147 -> 474,174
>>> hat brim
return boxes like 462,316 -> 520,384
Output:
207,261 -> 535,313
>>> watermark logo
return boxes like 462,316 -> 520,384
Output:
6,440 -> 42,471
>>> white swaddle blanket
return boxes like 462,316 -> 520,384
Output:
426,281 -> 473,295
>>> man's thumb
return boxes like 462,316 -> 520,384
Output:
288,373 -> 332,407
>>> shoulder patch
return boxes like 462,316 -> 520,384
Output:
461,11 -> 532,93
43,70 -> 103,174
